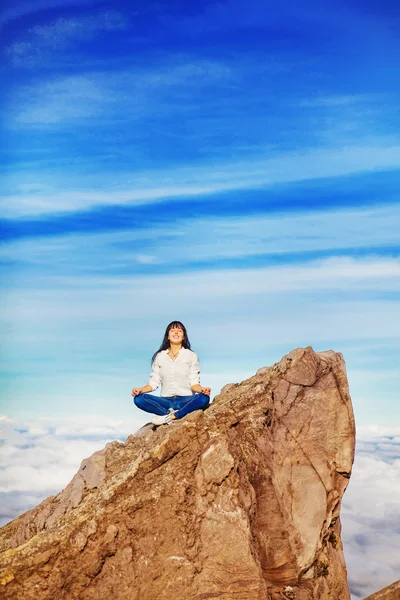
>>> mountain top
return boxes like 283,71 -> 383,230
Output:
0,347 -> 356,600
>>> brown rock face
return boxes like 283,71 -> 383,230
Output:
364,580 -> 400,600
0,347 -> 356,600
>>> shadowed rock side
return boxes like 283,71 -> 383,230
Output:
0,347 -> 356,600
365,581 -> 400,600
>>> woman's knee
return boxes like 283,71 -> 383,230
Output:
197,392 -> 210,409
133,393 -> 145,409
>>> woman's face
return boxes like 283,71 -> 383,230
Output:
168,326 -> 184,344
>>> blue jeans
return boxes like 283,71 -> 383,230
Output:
134,392 -> 210,420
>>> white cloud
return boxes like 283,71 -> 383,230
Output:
2,203 -> 400,271
9,74 -> 114,124
2,144 -> 400,216
135,254 -> 158,264
342,440 -> 400,599
5,11 -> 129,66
0,415 -> 399,599
2,256 -> 400,320
0,415 -> 147,500
357,424 -> 400,437
31,11 -> 128,39
0,0 -> 102,28
298,92 -> 397,117
5,59 -> 231,127
299,94 -> 379,107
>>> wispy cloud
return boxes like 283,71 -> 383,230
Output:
298,94 -> 380,107
5,11 -> 129,66
2,145 -> 400,217
1,203 -> 400,271
32,11 -> 127,39
0,0 -> 104,29
5,59 -> 231,126
11,74 -> 112,124
2,256 -> 400,302
342,438 -> 400,599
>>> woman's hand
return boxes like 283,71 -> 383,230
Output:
132,384 -> 152,396
191,383 -> 211,395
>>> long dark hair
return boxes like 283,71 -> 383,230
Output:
151,321 -> 192,364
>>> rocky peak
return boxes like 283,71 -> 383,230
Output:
0,347 -> 356,599
364,580 -> 400,600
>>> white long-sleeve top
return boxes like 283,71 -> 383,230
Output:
147,348 -> 201,397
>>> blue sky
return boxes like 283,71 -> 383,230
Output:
1,0 -> 400,428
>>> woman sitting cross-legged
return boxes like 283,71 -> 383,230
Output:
131,321 -> 211,426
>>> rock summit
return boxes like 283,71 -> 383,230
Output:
0,347 -> 356,599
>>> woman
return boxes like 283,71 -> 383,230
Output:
132,321 -> 211,426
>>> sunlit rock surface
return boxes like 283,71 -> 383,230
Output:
365,580 -> 400,600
